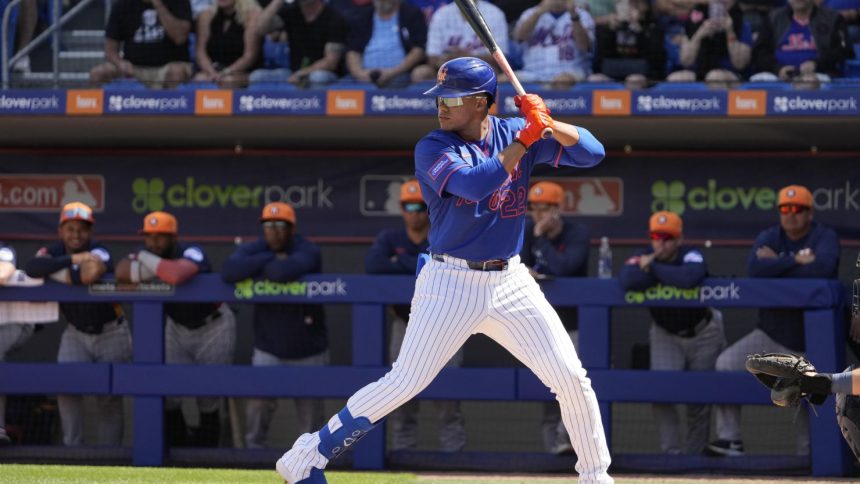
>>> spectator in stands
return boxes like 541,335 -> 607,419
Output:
345,0 -> 428,88
653,0 -> 706,76
408,0 -> 449,23
513,0 -> 595,88
251,0 -> 348,87
116,211 -> 236,447
751,0 -> 852,83
8,0 -> 37,73
221,202 -> 328,449
411,0 -> 508,83
707,185 -> 840,457
365,180 -> 466,453
519,181 -> 590,455
193,0 -> 262,88
0,242 -> 58,446
89,0 -> 193,88
24,202 -> 131,447
669,0 -> 752,86
619,211 -> 725,455
588,0 -> 667,88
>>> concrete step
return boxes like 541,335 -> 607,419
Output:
58,50 -> 104,72
61,30 -> 105,51
8,70 -> 89,88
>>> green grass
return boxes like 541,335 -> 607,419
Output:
0,465 -> 415,484
0,464 -> 836,484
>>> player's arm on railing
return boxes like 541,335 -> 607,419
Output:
619,250 -> 659,290
531,224 -> 589,276
221,240 -> 275,282
262,237 -> 320,282
366,232 -> 409,274
650,251 -> 708,288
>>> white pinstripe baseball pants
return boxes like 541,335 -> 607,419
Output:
347,255 -> 613,483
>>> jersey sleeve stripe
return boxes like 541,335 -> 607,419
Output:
437,164 -> 467,196
553,145 -> 563,167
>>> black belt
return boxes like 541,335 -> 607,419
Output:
176,308 -> 222,330
73,316 -> 124,335
671,308 -> 713,338
432,253 -> 508,271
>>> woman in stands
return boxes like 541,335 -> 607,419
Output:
193,0 -> 263,88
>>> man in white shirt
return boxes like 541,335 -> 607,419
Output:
411,0 -> 509,82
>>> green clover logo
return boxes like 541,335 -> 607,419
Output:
132,178 -> 165,214
234,279 -> 254,300
651,180 -> 686,215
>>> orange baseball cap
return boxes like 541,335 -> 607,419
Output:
59,202 -> 95,225
529,181 -> 563,205
260,202 -> 296,224
140,211 -> 178,234
649,211 -> 683,237
400,180 -> 423,204
778,185 -> 812,208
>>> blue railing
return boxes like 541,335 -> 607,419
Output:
0,275 -> 849,476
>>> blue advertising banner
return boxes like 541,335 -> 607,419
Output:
632,91 -> 727,116
499,90 -> 591,116
104,90 -> 194,115
768,91 -> 860,116
0,90 -> 65,115
366,92 -> 436,115
0,153 -> 857,240
233,90 -> 326,115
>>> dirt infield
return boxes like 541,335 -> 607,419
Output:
414,473 -> 849,483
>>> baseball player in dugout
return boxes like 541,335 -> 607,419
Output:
707,185 -> 840,457
24,202 -> 132,447
519,180 -> 590,455
0,242 -> 58,446
619,211 -> 726,455
276,57 -> 613,483
221,202 -> 328,450
365,179 -> 466,453
114,211 -> 237,447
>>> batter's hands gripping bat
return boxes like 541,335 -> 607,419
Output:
452,0 -> 553,139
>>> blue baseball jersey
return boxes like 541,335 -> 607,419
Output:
414,115 -> 604,261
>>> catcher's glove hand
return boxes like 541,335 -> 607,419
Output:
745,353 -> 831,407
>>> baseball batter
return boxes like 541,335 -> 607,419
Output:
276,57 -> 613,483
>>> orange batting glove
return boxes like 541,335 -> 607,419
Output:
514,93 -> 550,117
515,109 -> 554,149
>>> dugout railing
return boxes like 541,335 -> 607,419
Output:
0,274 -> 849,476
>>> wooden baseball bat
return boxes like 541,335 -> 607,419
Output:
452,0 -> 552,138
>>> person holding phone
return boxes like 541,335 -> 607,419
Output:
751,0 -> 852,83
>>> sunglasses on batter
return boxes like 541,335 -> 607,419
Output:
778,205 -> 809,215
436,95 -> 484,108
262,220 -> 290,229
402,202 -> 427,213
649,232 -> 675,241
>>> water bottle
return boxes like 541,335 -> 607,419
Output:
597,236 -> 613,279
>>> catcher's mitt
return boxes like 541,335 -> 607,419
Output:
745,353 -> 831,407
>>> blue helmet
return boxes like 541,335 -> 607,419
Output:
423,57 -> 497,104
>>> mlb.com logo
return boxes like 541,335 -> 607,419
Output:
532,177 -> 623,216
359,175 -> 416,216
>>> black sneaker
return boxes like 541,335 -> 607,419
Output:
706,439 -> 744,456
